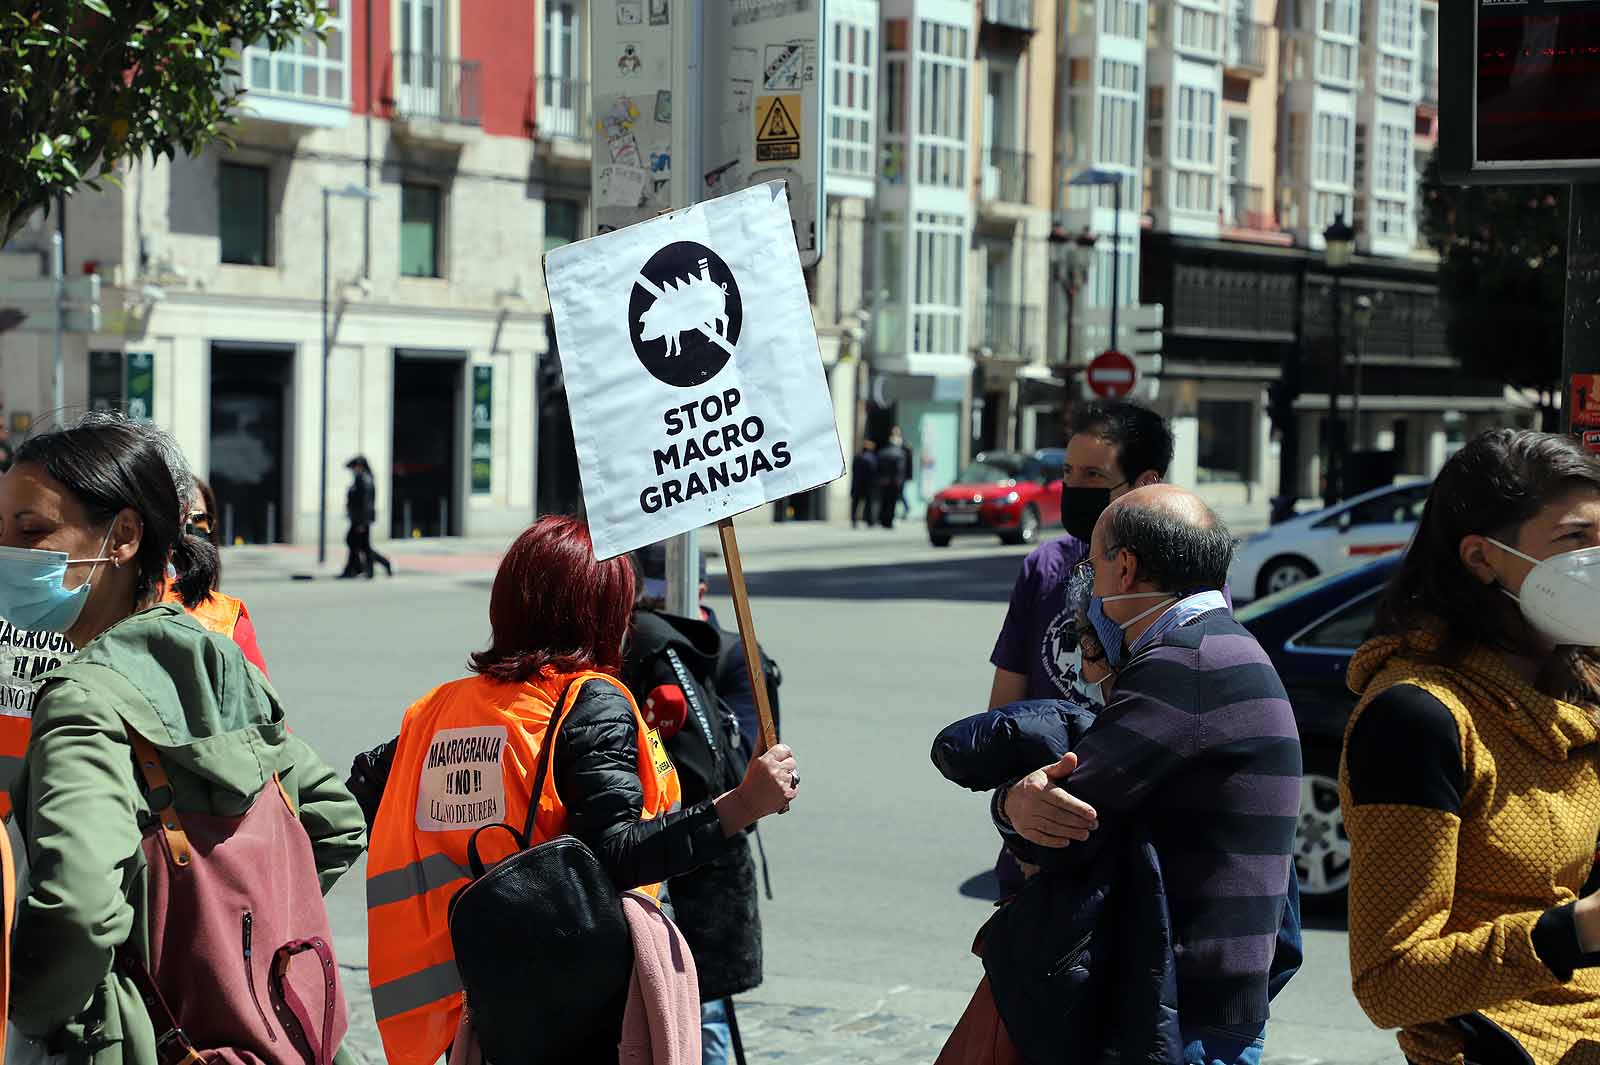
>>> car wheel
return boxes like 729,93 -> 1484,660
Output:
930,533 -> 952,548
1258,555 -> 1317,599
1000,506 -> 1041,546
1295,744 -> 1349,911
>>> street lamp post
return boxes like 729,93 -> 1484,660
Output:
1068,168 -> 1125,353
1321,212 -> 1355,510
1048,223 -> 1098,367
321,183 -> 379,566
1350,294 -> 1374,450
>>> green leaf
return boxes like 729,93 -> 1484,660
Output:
29,134 -> 53,160
82,0 -> 111,14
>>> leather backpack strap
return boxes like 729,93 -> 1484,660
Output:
115,942 -> 205,1065
520,674 -> 631,843
127,730 -> 192,868
271,937 -> 339,1065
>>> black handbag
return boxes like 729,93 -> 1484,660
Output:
447,677 -> 635,1064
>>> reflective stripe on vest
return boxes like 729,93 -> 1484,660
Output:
365,670 -> 679,1065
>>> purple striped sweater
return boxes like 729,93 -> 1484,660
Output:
1000,608 -> 1302,1026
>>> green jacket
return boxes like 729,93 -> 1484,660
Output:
8,604 -> 367,1065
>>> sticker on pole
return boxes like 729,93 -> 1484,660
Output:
1086,349 -> 1138,399
754,95 -> 802,162
545,181 -> 845,561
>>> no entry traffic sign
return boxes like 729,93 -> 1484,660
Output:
1086,349 -> 1138,399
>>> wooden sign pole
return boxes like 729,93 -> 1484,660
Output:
715,517 -> 779,754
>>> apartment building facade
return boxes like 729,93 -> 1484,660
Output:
1134,0 -> 1533,516
1,0 -> 575,546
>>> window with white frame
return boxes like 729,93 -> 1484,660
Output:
1313,112 -> 1352,185
1097,60 -> 1140,169
1321,0 -> 1356,36
1317,39 -> 1356,82
1375,122 -> 1410,195
241,0 -> 348,106
828,19 -> 876,178
1378,54 -> 1413,96
1178,5 -> 1222,55
912,211 -> 966,355
1174,170 -> 1215,212
1173,85 -> 1217,212
1313,190 -> 1352,231
1175,86 -> 1216,166
1374,198 -> 1408,237
915,21 -> 969,189
1100,0 -> 1143,40
1378,0 -> 1414,50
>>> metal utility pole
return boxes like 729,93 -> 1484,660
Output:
665,0 -> 706,618
52,206 -> 65,418
319,189 -> 332,565
1325,273 -> 1343,510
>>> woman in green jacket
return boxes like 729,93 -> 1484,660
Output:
0,414 -> 366,1065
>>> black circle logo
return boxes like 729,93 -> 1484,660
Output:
628,241 -> 743,388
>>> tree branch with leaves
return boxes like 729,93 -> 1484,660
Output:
0,0 -> 325,243
1418,151 -> 1565,425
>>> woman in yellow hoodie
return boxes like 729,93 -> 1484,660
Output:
1341,428 -> 1600,1065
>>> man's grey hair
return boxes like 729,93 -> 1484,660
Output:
1106,495 -> 1234,593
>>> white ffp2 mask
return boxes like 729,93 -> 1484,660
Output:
1487,540 -> 1600,648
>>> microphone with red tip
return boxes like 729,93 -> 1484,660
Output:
642,684 -> 689,739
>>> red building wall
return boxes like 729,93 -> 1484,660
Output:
347,0 -> 537,138
463,0 -> 538,138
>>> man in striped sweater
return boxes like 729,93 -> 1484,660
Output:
997,485 -> 1303,1064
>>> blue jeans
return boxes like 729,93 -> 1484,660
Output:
702,998 -> 732,1065
1180,1022 -> 1266,1065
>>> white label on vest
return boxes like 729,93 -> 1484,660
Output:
415,725 -> 509,832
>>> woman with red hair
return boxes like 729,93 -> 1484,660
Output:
361,516 -> 800,1065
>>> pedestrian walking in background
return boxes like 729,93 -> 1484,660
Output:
990,486 -> 1302,1064
163,476 -> 270,675
898,441 -> 914,519
339,455 -> 392,579
357,516 -> 800,1065
850,440 -> 878,528
626,551 -> 767,1065
0,413 -> 366,1064
877,428 -> 908,530
1341,429 -> 1600,1065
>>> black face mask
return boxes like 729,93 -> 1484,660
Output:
1061,483 -> 1126,542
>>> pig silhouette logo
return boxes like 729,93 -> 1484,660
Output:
628,241 -> 743,387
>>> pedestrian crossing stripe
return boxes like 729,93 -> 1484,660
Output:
755,95 -> 801,162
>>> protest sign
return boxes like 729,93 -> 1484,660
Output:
545,180 -> 844,563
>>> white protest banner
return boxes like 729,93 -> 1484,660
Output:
546,180 -> 843,561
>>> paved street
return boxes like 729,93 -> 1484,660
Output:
226,518 -> 1399,1065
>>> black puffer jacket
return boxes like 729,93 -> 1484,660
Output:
346,682 -> 735,890
623,609 -> 763,1002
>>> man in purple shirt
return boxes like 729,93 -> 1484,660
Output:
989,401 -> 1175,708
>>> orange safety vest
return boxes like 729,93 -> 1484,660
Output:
365,670 -> 679,1065
162,585 -> 245,637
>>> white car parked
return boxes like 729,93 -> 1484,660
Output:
1229,479 -> 1433,602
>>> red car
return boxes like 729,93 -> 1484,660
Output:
926,448 -> 1064,547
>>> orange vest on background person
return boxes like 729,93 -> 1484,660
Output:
162,583 -> 243,635
366,669 -> 680,1065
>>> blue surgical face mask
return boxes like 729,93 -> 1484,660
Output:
1089,591 -> 1176,670
0,529 -> 116,633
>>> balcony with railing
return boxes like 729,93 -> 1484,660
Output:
973,301 -> 1044,361
1225,19 -> 1269,76
981,0 -> 1035,31
1222,182 -> 1280,233
391,52 -> 483,132
980,146 -> 1031,204
537,76 -> 591,143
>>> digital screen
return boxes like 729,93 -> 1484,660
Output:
1477,0 -> 1600,167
